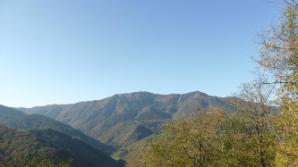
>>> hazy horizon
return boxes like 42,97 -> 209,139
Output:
0,0 -> 282,107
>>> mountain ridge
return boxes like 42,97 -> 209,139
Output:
18,91 -> 216,109
0,125 -> 124,167
20,91 -> 234,148
0,105 -> 115,154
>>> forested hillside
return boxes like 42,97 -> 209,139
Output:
22,91 -> 234,148
0,126 -> 124,167
0,105 -> 115,154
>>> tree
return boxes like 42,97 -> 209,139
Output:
258,1 -> 298,166
141,81 -> 278,167
228,78 -> 277,167
141,107 -> 226,167
140,1 -> 296,167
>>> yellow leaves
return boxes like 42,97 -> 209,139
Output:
141,108 -> 226,167
274,109 -> 298,166
275,151 -> 289,167
265,41 -> 277,49
259,3 -> 298,165
275,139 -> 298,167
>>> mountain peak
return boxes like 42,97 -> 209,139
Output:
114,91 -> 154,97
185,91 -> 208,96
20,91 -> 233,148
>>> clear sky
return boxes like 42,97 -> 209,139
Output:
0,0 -> 283,107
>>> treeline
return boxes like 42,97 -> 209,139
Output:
141,99 -> 277,167
141,1 -> 297,167
0,155 -> 71,167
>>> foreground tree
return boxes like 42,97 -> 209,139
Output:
258,1 -> 297,166
227,78 -> 277,167
141,107 -> 226,167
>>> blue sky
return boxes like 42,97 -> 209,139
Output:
0,0 -> 282,107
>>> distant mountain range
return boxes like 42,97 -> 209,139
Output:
0,91 -> 235,166
21,91 -> 234,148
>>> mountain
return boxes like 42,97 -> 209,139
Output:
21,91 -> 234,148
0,126 -> 124,167
0,105 -> 115,154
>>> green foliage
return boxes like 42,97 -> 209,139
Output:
1,157 -> 71,167
141,108 -> 227,167
23,156 -> 71,167
0,126 -> 123,167
0,105 -> 115,154
141,96 -> 277,167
